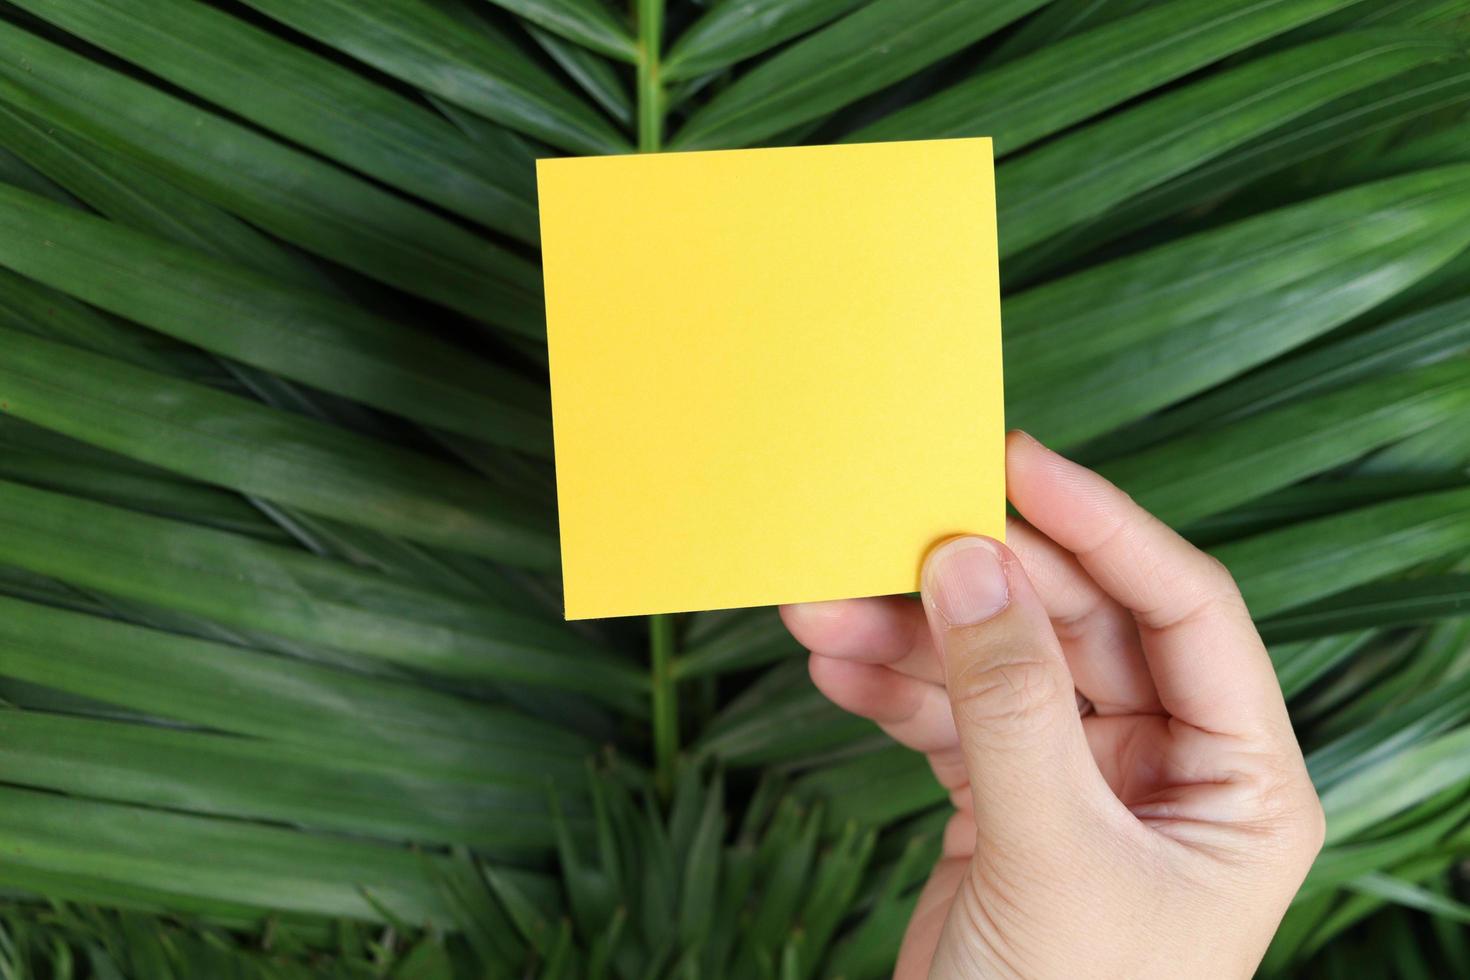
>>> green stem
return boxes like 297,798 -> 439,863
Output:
635,0 -> 663,152
636,0 -> 674,795
649,613 -> 678,795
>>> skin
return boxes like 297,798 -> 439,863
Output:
781,431 -> 1325,979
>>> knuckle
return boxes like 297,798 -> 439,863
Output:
1253,765 -> 1299,816
1080,513 -> 1130,559
1196,582 -> 1253,631
1278,796 -> 1328,873
1304,795 -> 1328,855
1199,554 -> 1245,599
949,656 -> 1061,734
1246,763 -> 1326,861
1181,551 -> 1227,592
1199,551 -> 1233,581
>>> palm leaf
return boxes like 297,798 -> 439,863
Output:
1103,359 -> 1470,526
1006,165 -> 1470,446
237,0 -> 630,153
0,710 -> 568,854
0,477 -> 646,704
850,0 -> 1370,151
996,32 -> 1461,256
3,0 -> 1470,973
0,785 -> 477,925
0,591 -> 600,771
1219,486 -> 1470,617
0,330 -> 561,566
671,0 -> 1052,149
0,188 -> 553,452
0,19 -> 545,335
664,0 -> 872,80
8,0 -> 542,243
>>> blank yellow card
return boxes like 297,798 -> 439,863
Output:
538,138 -> 1004,620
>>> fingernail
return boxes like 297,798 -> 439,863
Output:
924,537 -> 1010,626
1009,429 -> 1040,447
784,599 -> 853,630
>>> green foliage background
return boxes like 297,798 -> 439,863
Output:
0,0 -> 1469,976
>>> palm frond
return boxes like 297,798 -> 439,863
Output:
1,0 -> 1469,975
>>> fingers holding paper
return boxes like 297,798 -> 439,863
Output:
784,598 -> 969,790
784,431 -> 1321,980
784,431 -> 1291,740
1004,430 -> 1293,741
781,453 -> 1166,755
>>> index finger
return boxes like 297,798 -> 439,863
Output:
1005,431 -> 1290,739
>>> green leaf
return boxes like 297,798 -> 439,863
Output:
1101,358 -> 1470,526
1272,631 -> 1376,700
671,0 -> 1051,149
1319,725 -> 1470,844
7,0 -> 540,244
0,785 -> 465,926
0,414 -> 179,476
798,823 -> 876,975
1268,0 -> 1464,50
427,92 -> 544,197
0,595 -> 588,784
996,32 -> 1460,256
849,0 -> 1371,153
431,851 -> 528,971
1005,165 -> 1470,448
1005,61 -> 1470,285
243,503 -> 546,609
984,0 -> 1160,65
745,802 -> 819,962
1296,853 -> 1461,962
0,448 -> 285,543
0,185 -> 552,455
824,832 -> 936,980
795,744 -> 944,832
1307,667 -> 1470,790
673,608 -> 803,679
484,0 -> 637,61
482,863 -> 563,956
1298,621 -> 1468,746
1184,472 -> 1470,548
0,265 -> 208,377
0,328 -> 562,569
1217,486 -> 1470,618
1298,795 -> 1470,902
0,871 -> 329,947
1347,117 -> 1470,183
0,103 -> 342,301
586,905 -> 628,979
0,21 -> 545,337
238,0 -> 629,154
677,775 -> 725,947
1084,296 -> 1470,463
1261,575 -> 1470,644
4,0 -> 1470,967
0,478 -> 642,705
0,145 -> 81,209
664,0 -> 873,81
1361,402 -> 1470,472
392,937 -> 457,980
694,662 -> 876,767
1348,872 -> 1470,925
0,710 -> 562,854
526,25 -> 633,127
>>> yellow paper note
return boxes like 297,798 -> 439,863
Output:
538,138 -> 1004,619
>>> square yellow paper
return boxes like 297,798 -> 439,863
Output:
538,138 -> 1004,620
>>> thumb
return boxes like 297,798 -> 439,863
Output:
921,536 -> 1112,847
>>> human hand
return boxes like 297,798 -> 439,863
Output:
781,432 -> 1325,979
